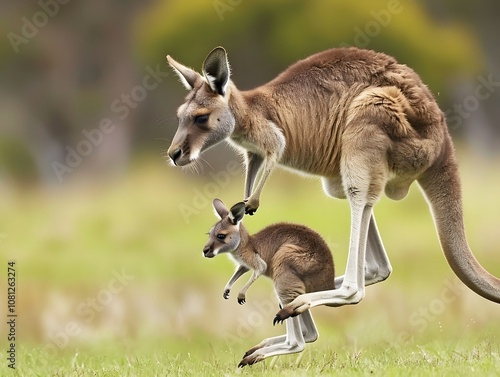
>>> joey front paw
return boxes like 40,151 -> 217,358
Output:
223,289 -> 230,300
237,293 -> 246,305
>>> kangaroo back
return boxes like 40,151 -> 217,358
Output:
253,223 -> 336,293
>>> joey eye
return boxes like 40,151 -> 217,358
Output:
194,114 -> 209,125
216,234 -> 226,240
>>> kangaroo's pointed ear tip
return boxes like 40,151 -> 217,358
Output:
213,198 -> 229,219
228,202 -> 245,225
230,202 -> 246,216
208,46 -> 227,57
213,198 -> 228,211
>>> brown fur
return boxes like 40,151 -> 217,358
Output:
169,47 -> 500,305
203,200 -> 335,305
203,199 -> 335,366
235,223 -> 336,303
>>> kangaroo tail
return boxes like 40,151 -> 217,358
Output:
417,135 -> 500,303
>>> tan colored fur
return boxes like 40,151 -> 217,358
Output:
203,199 -> 335,366
168,47 -> 500,316
203,201 -> 335,304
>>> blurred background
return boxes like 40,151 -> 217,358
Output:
0,0 -> 499,366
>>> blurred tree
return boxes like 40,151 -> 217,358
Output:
0,0 -> 495,185
134,0 -> 484,168
421,0 -> 500,155
135,0 -> 480,91
0,1 -> 152,185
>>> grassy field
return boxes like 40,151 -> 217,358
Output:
0,149 -> 499,376
4,335 -> 500,376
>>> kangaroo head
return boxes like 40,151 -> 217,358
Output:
166,47 -> 235,166
203,198 -> 246,258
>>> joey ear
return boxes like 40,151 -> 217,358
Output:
213,198 -> 229,219
202,46 -> 230,95
228,202 -> 246,225
166,55 -> 202,90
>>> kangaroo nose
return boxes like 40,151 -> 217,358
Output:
203,246 -> 214,258
169,148 -> 182,165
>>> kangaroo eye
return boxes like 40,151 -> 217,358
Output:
194,114 -> 209,124
216,234 -> 226,240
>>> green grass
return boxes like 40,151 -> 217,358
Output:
3,335 -> 500,376
0,150 -> 499,375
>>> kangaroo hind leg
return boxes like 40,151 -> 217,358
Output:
239,271 -> 308,367
276,123 -> 390,319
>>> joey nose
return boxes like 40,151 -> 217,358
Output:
169,148 -> 182,165
203,246 -> 214,258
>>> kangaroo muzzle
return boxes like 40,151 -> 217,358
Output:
203,245 -> 215,258
167,141 -> 198,167
168,146 -> 182,165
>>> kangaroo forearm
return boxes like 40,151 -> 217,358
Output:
244,152 -> 264,199
238,270 -> 261,296
225,265 -> 249,291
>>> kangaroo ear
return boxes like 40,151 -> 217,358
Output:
202,46 -> 230,95
228,202 -> 246,225
213,198 -> 229,219
166,55 -> 202,91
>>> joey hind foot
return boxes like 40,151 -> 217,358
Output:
238,352 -> 265,368
242,345 -> 260,359
223,289 -> 230,300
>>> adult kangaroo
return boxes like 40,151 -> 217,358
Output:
166,46 -> 500,320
